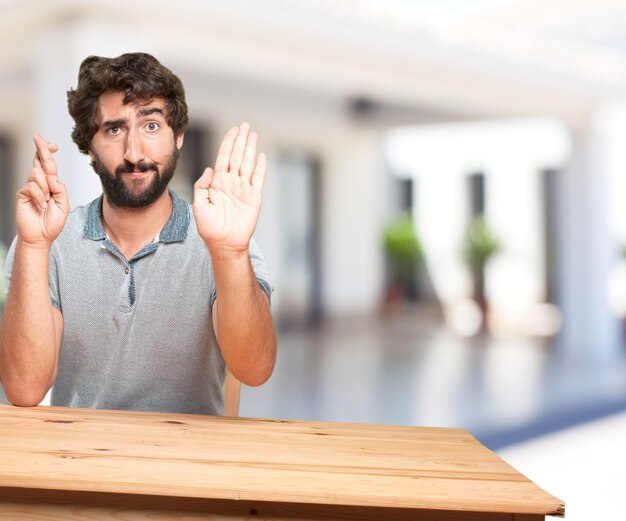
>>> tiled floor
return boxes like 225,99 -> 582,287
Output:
240,305 -> 626,450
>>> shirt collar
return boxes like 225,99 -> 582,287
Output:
83,190 -> 189,243
159,191 -> 190,243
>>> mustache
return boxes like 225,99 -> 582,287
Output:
114,160 -> 159,176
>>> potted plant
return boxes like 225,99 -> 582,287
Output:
382,213 -> 424,307
463,215 -> 501,316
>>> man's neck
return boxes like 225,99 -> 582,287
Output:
101,190 -> 173,260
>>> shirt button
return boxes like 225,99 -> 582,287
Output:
124,268 -> 130,274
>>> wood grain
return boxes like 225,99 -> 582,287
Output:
0,405 -> 564,520
0,488 -> 546,520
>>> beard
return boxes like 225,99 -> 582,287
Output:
90,147 -> 179,208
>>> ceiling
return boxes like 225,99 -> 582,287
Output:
1,0 -> 625,125
292,0 -> 626,88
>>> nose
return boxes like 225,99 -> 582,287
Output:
123,130 -> 145,166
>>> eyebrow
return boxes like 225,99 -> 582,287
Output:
137,107 -> 165,118
101,107 -> 165,130
102,118 -> 126,129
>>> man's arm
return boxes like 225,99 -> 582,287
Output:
0,243 -> 64,405
193,123 -> 276,386
211,252 -> 275,386
0,135 -> 69,406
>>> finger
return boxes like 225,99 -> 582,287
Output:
240,132 -> 257,183
251,153 -> 267,191
32,168 -> 51,202
33,135 -> 58,176
194,167 -> 215,190
214,127 -> 239,173
47,176 -> 70,211
32,141 -> 59,168
32,134 -> 47,167
47,173 -> 66,196
33,134 -> 58,177
193,168 -> 215,202
20,181 -> 48,210
228,122 -> 250,174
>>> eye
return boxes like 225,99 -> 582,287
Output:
145,122 -> 160,132
107,126 -> 121,135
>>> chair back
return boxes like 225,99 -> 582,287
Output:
224,369 -> 241,417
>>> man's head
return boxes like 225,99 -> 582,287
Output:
67,53 -> 188,207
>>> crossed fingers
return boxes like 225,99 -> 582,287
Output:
32,134 -> 58,176
26,135 -> 59,209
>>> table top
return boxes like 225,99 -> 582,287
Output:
0,404 -> 564,517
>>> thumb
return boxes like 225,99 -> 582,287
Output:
193,168 -> 214,200
196,167 -> 214,189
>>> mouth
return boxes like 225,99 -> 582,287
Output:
123,169 -> 155,178
115,161 -> 159,178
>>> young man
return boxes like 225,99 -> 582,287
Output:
0,53 -> 276,415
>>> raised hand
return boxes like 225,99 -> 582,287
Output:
192,123 -> 267,254
16,135 -> 70,247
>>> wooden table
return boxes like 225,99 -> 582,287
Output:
0,404 -> 564,520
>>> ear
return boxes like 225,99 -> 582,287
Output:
176,132 -> 184,150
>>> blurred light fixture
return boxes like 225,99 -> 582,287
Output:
348,96 -> 378,119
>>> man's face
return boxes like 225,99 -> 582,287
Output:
89,91 -> 184,208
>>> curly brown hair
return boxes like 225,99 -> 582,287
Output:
67,53 -> 188,154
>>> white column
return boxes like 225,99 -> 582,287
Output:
556,115 -> 621,362
321,127 -> 386,315
416,165 -> 470,304
487,161 -> 544,312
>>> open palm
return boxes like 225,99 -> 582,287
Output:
193,123 -> 267,254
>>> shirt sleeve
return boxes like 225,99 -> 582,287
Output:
249,237 -> 273,303
208,237 -> 273,308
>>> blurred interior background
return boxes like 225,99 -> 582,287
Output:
2,0 -> 626,518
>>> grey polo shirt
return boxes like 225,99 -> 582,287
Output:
4,190 -> 271,415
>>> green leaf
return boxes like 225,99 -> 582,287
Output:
463,216 -> 501,270
383,213 -> 423,282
